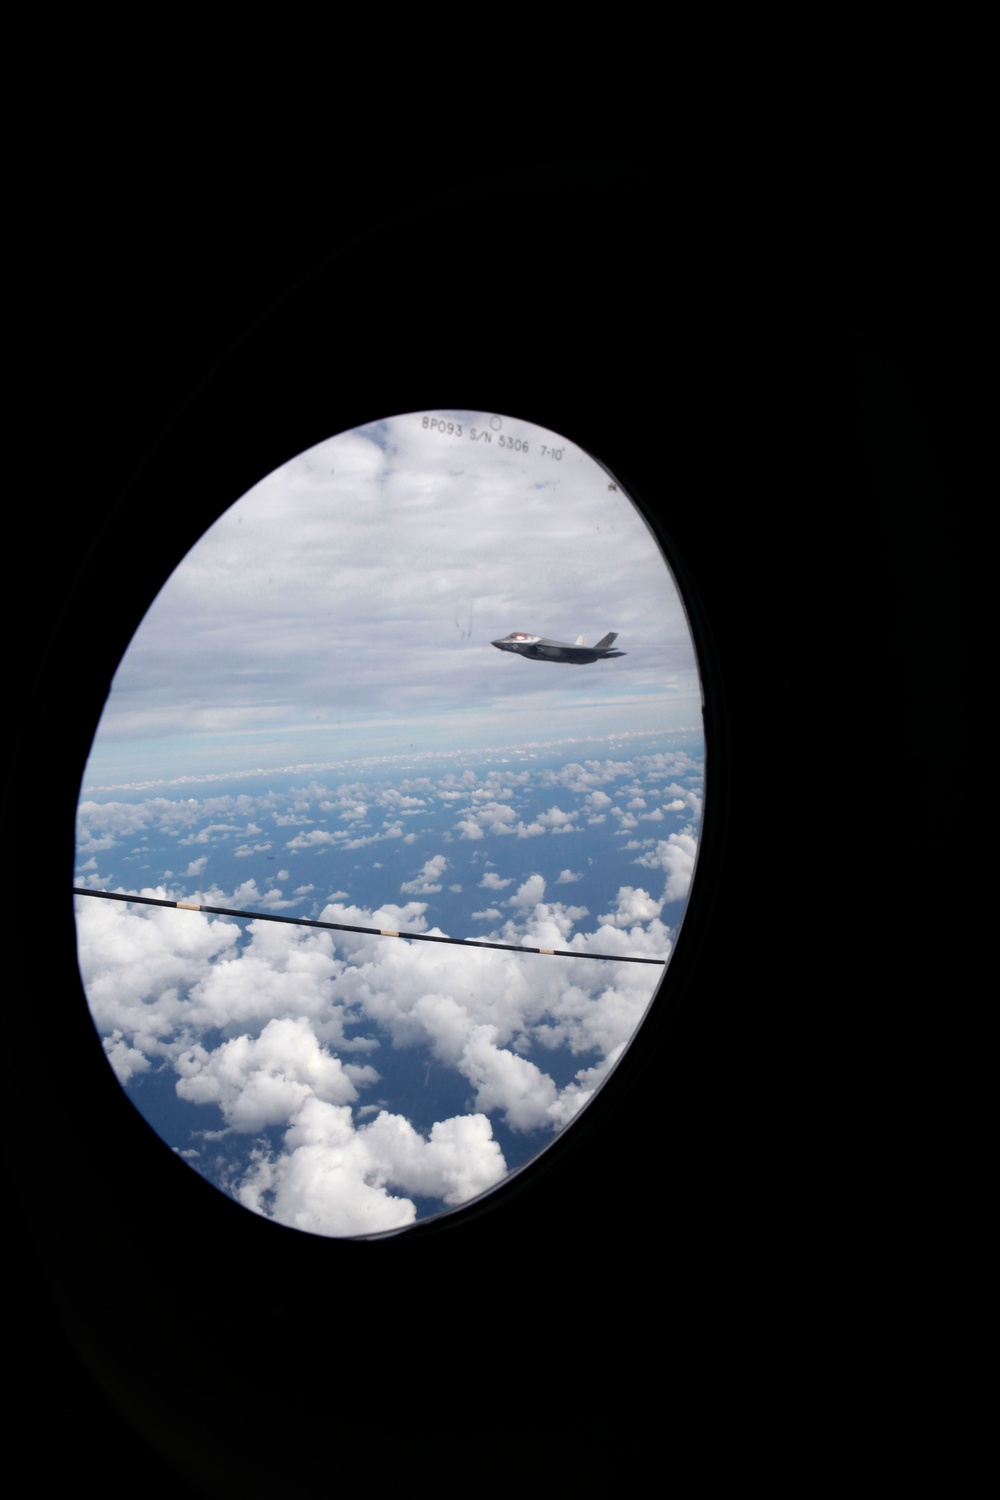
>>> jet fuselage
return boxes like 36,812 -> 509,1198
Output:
491,632 -> 625,664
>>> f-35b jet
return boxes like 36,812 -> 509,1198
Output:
492,631 -> 625,664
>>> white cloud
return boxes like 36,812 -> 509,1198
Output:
400,854 -> 448,895
76,891 -> 242,1068
632,827 -> 698,902
454,801 -> 519,838
74,735 -> 702,1239
359,1109 -> 506,1205
286,829 -> 339,849
536,806 -> 578,831
508,873 -> 546,909
179,823 -> 242,847
598,886 -> 663,929
584,790 -> 612,812
103,1030 -> 152,1085
461,1025 -> 559,1131
235,1101 -> 417,1236
175,1016 -> 369,1132
234,1097 -> 506,1238
257,888 -> 301,911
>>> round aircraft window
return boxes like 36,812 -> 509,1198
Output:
73,410 -> 705,1238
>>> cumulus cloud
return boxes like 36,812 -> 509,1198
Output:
598,886 -> 663,928
461,1027 -> 559,1130
508,873 -> 546,909
632,827 -> 698,902
234,1098 -> 506,1237
537,806 -> 578,832
556,869 -> 582,884
455,801 -> 519,838
176,1016 -> 370,1131
286,829 -> 339,849
76,890 -> 242,1068
400,854 -> 448,894
257,888 -> 301,911
103,1030 -> 152,1085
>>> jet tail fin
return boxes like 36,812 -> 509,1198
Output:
575,635 -> 586,646
595,632 -> 618,649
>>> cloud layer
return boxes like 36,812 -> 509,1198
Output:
84,412 -> 701,781
77,733 -> 703,1236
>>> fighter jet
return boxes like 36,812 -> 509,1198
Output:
492,631 -> 625,664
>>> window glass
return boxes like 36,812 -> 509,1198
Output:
74,411 -> 704,1236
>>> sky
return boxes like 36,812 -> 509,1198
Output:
82,410 -> 701,789
74,411 -> 706,1238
